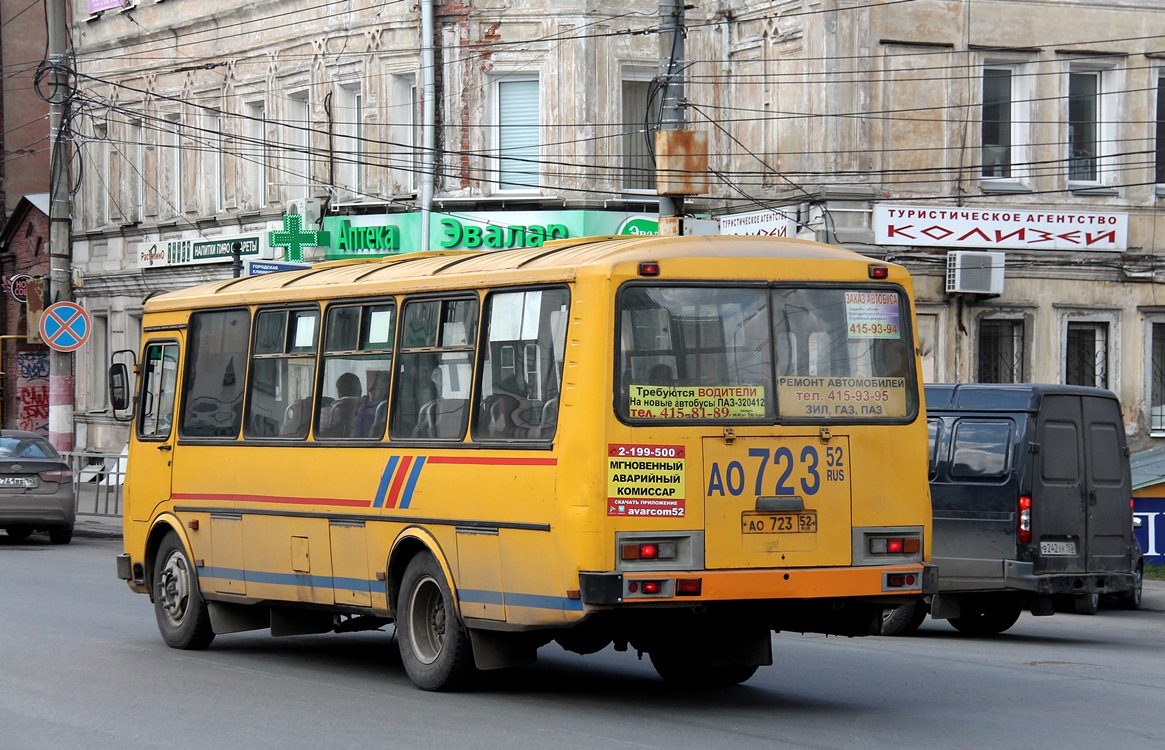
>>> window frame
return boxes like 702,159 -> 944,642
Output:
979,60 -> 1033,189
976,314 -> 1027,384
1066,63 -> 1119,189
492,74 -> 541,193
1061,312 -> 1118,390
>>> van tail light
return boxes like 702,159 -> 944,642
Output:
1018,495 -> 1032,544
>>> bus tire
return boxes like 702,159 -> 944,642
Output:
153,531 -> 215,650
397,553 -> 475,691
948,598 -> 1021,636
648,650 -> 758,688
879,600 -> 927,636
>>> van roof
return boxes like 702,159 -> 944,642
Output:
924,383 -> 1119,412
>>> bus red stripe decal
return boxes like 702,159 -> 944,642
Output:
426,456 -> 557,466
170,493 -> 370,507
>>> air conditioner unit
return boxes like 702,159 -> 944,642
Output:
946,251 -> 1005,295
286,198 -> 322,228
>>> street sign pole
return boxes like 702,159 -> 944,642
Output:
47,0 -> 74,451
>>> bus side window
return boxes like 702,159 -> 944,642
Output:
391,297 -> 477,441
181,309 -> 250,438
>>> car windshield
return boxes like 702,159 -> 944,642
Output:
0,435 -> 59,460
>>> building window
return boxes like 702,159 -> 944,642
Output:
1066,321 -> 1108,388
208,113 -> 224,214
1068,71 -> 1101,182
1151,323 -> 1165,433
622,79 -> 657,190
978,319 -> 1025,383
1156,76 -> 1165,186
496,78 -> 540,191
93,123 -> 110,225
130,119 -> 144,223
982,69 -> 1012,178
245,101 -> 268,209
90,313 -> 109,410
334,82 -> 363,198
286,92 -> 310,203
163,113 -> 182,216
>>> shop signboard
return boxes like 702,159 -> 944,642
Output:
137,233 -> 267,269
318,211 -> 660,260
720,209 -> 798,237
874,204 -> 1128,251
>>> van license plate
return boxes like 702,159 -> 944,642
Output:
741,511 -> 817,534
1040,541 -> 1077,556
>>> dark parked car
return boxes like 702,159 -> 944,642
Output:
0,430 -> 75,544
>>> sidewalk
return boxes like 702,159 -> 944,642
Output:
74,513 -> 124,540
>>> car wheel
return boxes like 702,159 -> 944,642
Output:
396,553 -> 475,691
48,524 -> 74,545
879,600 -> 928,636
1118,563 -> 1143,611
948,598 -> 1022,636
153,531 -> 215,650
5,525 -> 33,540
649,649 -> 759,687
1072,592 -> 1100,616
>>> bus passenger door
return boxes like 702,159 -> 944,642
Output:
128,340 -> 180,523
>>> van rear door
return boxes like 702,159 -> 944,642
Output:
1080,395 -> 1133,571
1031,394 -> 1130,574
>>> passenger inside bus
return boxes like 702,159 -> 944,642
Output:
321,372 -> 363,437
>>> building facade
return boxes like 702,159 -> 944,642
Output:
64,0 -> 1165,453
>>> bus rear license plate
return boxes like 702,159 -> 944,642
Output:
741,511 -> 817,534
1040,541 -> 1077,556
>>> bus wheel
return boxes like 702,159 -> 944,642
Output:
648,650 -> 758,688
879,601 -> 927,636
153,532 -> 215,650
397,554 -> 475,691
948,598 -> 1021,636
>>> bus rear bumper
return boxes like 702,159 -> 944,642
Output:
579,563 -> 931,607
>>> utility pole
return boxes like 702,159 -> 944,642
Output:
657,0 -> 685,224
46,0 -> 74,451
656,0 -> 708,236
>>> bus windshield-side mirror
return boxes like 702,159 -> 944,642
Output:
109,363 -> 131,412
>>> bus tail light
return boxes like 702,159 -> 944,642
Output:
638,261 -> 661,277
868,264 -> 890,279
675,578 -> 702,596
885,573 -> 918,588
868,536 -> 920,555
1018,495 -> 1032,544
621,540 -> 677,561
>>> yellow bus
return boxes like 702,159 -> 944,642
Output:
113,234 -> 933,691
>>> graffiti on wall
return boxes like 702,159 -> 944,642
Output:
16,351 -> 49,435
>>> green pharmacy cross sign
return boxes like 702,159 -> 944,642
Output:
269,214 -> 330,262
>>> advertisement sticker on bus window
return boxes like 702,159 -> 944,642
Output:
778,376 -> 908,418
627,385 -> 766,419
607,444 -> 686,517
844,291 -> 900,339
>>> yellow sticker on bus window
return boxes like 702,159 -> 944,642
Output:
628,385 -> 766,419
778,376 -> 908,418
607,443 -> 686,517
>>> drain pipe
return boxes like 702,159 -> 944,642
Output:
419,0 -> 435,251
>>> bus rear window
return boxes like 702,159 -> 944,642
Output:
617,285 -> 916,423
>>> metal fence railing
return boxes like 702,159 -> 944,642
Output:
63,451 -> 124,516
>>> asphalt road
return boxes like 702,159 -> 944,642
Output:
3,521 -> 1163,749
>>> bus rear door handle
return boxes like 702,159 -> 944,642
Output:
157,444 -> 172,452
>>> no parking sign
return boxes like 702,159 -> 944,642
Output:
39,301 -> 91,352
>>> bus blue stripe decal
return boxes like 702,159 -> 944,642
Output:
201,570 -> 582,613
373,455 -> 400,509
398,456 -> 427,510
